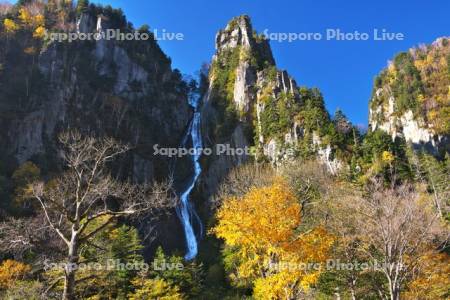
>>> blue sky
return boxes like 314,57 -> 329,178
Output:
33,1 -> 450,126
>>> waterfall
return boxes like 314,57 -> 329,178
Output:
176,94 -> 203,260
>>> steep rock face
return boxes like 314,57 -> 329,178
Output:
233,60 -> 256,114
200,16 -> 263,201
368,37 -> 450,153
256,68 -> 302,163
369,86 -> 442,147
369,91 -> 438,146
312,133 -> 342,175
208,15 -> 275,119
200,125 -> 248,202
214,15 -> 274,64
200,16 -> 281,199
0,7 -> 194,253
199,16 -> 342,202
0,12 -> 192,182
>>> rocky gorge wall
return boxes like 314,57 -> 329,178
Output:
1,11 -> 192,183
198,15 -> 344,207
368,37 -> 450,155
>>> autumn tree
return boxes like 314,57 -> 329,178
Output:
0,259 -> 31,289
213,179 -> 334,299
3,18 -> 19,34
213,162 -> 274,209
403,251 -> 450,299
350,182 -> 444,300
29,131 -> 175,300
17,3 -> 46,39
1,280 -> 44,300
280,159 -> 332,228
0,260 -> 44,299
18,3 -> 45,28
11,161 -> 40,208
0,2 -> 12,16
129,277 -> 184,300
282,160 -> 387,299
321,182 -> 386,300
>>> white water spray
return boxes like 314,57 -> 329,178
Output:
176,94 -> 203,260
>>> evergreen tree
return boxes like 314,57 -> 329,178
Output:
333,108 -> 352,135
419,153 -> 449,218
76,0 -> 89,15
150,247 -> 204,298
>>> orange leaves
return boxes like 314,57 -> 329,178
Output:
213,178 -> 301,252
286,226 -> 335,263
213,178 -> 334,298
34,14 -> 45,27
0,260 -> 31,289
403,251 -> 450,299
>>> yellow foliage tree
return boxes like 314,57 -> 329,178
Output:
381,150 -> 395,164
34,14 -> 45,27
128,277 -> 184,300
18,7 -> 34,27
3,18 -> 19,33
18,6 -> 45,39
33,25 -> 46,39
403,251 -> 450,300
213,179 -> 334,299
0,260 -> 31,289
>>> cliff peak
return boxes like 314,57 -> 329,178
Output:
215,15 -> 275,66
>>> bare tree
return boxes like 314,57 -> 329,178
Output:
280,159 -> 333,220
0,2 -> 12,16
213,162 -> 274,208
326,186 -> 388,300
28,131 -> 175,300
0,214 -> 65,262
23,1 -> 46,17
352,182 -> 444,300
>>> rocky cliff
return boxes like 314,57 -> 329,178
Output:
0,7 -> 192,183
198,16 -> 347,204
0,3 -> 194,252
369,37 -> 450,154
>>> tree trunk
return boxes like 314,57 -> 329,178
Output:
62,230 -> 79,300
350,288 -> 356,300
392,287 -> 400,300
335,287 -> 341,300
62,266 -> 76,300
349,277 -> 357,300
388,282 -> 401,300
